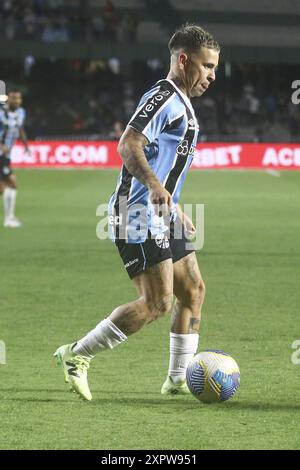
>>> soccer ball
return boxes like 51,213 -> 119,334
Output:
186,350 -> 240,403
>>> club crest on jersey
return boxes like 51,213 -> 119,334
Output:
139,91 -> 171,118
155,234 -> 170,249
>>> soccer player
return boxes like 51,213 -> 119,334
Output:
0,90 -> 29,228
54,24 -> 220,401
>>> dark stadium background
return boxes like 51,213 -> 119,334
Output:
1,0 -> 300,452
1,0 -> 299,143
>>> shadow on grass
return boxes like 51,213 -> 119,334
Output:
10,396 -> 296,413
223,401 -> 300,412
2,389 -> 300,412
88,397 -> 300,413
4,397 -> 74,403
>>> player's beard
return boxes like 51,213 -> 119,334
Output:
190,84 -> 205,98
182,59 -> 201,98
171,58 -> 202,98
173,70 -> 194,99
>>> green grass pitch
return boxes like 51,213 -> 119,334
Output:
0,169 -> 299,450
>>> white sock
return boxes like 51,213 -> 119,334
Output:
3,187 -> 12,219
168,333 -> 199,384
8,188 -> 17,218
72,318 -> 127,358
3,187 -> 17,219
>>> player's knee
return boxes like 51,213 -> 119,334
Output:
181,279 -> 205,310
146,293 -> 173,320
157,293 -> 174,316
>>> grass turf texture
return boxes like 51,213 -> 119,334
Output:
0,169 -> 299,450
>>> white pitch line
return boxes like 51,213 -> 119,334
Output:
265,169 -> 281,177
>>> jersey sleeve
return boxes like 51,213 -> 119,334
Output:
18,108 -> 26,127
128,86 -> 177,144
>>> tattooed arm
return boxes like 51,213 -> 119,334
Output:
118,127 -> 172,214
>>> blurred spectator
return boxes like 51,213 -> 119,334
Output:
119,12 -> 138,43
4,14 -> 18,39
288,101 -> 300,141
102,0 -> 119,42
2,0 -> 14,13
42,16 -> 69,42
1,57 -> 299,142
109,120 -> 124,140
90,14 -> 104,41
23,7 -> 38,39
238,84 -> 261,124
0,0 -> 138,42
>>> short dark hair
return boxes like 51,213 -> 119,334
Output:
8,89 -> 22,95
168,23 -> 220,54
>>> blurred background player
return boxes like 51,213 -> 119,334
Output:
0,89 -> 29,228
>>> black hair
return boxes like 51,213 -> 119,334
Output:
8,89 -> 22,95
168,23 -> 220,54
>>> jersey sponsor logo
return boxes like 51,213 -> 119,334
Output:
176,140 -> 196,158
155,234 -> 170,249
125,258 -> 139,269
176,139 -> 189,157
138,90 -> 171,118
165,98 -> 196,195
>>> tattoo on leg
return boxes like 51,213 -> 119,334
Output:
170,300 -> 180,331
189,317 -> 200,333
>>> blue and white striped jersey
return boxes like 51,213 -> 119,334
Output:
108,78 -> 199,243
0,106 -> 26,158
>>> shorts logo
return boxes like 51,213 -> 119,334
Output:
108,215 -> 122,226
125,258 -> 139,269
2,166 -> 10,175
176,139 -> 189,157
155,234 -> 170,249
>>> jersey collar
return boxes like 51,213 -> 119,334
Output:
161,78 -> 196,117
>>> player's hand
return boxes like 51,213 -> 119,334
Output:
0,144 -> 9,156
149,182 -> 172,216
182,213 -> 196,238
24,147 -> 31,156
